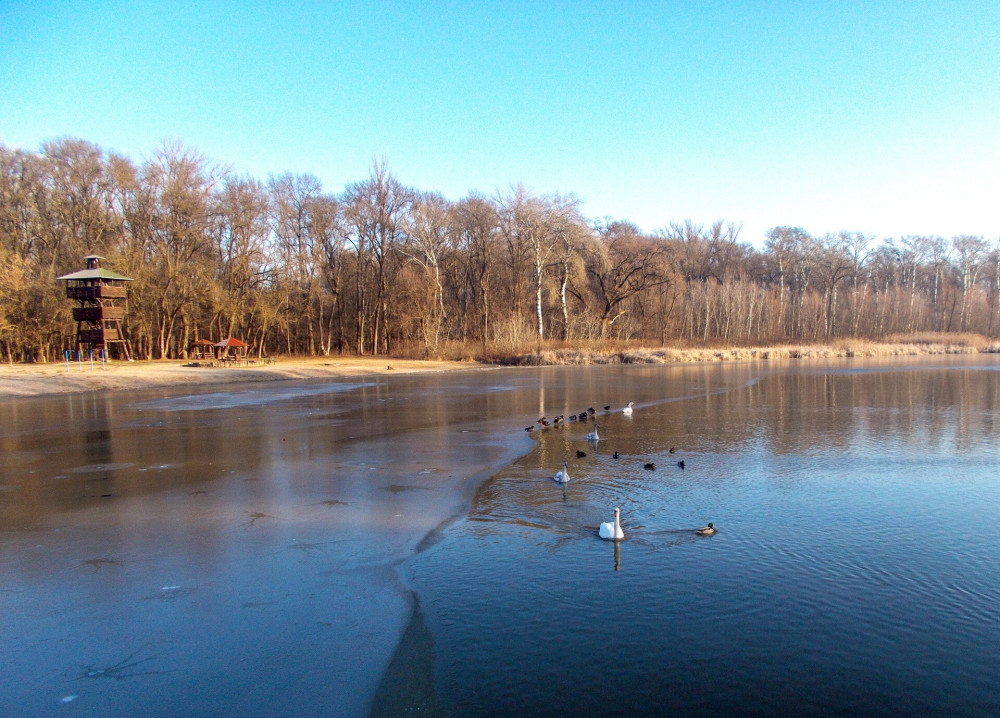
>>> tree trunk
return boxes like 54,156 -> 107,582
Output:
535,264 -> 544,342
559,261 -> 569,340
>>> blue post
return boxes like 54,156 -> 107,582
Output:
64,350 -> 70,368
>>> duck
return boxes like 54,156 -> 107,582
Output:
622,401 -> 634,415
586,424 -> 600,442
697,522 -> 715,536
669,447 -> 676,454
553,460 -> 570,484
576,450 -> 587,458
599,507 -> 625,541
603,405 -> 611,411
578,412 -> 588,421
643,462 -> 656,470
524,426 -> 535,432
677,460 -> 685,469
613,451 -> 620,459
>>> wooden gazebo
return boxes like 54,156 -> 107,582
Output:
214,337 -> 248,363
57,255 -> 133,360
189,338 -> 215,360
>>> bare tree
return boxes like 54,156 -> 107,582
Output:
308,194 -> 346,354
142,141 -> 223,358
952,235 -> 988,332
403,192 -> 451,349
571,221 -> 672,339
213,175 -> 270,349
452,195 -> 499,344
343,159 -> 412,354
765,226 -> 811,335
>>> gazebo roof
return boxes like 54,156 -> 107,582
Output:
214,337 -> 248,348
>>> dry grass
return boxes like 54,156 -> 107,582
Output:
487,333 -> 1000,366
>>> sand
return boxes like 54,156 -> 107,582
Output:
0,356 -> 484,399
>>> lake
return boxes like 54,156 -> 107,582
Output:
2,357 -> 999,716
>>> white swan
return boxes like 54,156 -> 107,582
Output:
622,401 -> 634,415
586,424 -> 600,442
553,460 -> 570,484
599,507 -> 624,540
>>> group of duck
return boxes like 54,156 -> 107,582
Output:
530,400 -> 716,541
523,401 -> 637,433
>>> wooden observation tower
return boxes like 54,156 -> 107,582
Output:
58,255 -> 134,360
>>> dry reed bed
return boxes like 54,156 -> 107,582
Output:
502,339 -> 1000,367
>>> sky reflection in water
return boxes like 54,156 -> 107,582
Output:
1,359 -> 998,717
407,359 -> 1000,717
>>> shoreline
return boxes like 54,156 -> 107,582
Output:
4,337 -> 997,400
496,339 -> 999,366
0,356 -> 489,399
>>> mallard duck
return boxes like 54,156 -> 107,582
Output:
697,522 -> 715,536
643,462 -> 656,470
576,450 -> 587,458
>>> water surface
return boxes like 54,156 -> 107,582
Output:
403,357 -> 1000,716
2,357 -> 998,716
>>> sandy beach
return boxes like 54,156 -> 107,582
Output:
0,356 -> 485,399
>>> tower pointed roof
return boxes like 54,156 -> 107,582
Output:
57,267 -> 134,281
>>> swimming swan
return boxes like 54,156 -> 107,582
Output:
622,401 -> 634,415
553,461 -> 570,484
697,522 -> 716,535
599,507 -> 624,540
586,425 -> 600,442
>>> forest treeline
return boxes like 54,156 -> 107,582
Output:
1,137 -> 998,362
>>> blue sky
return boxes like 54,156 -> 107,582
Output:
2,1 -> 997,244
